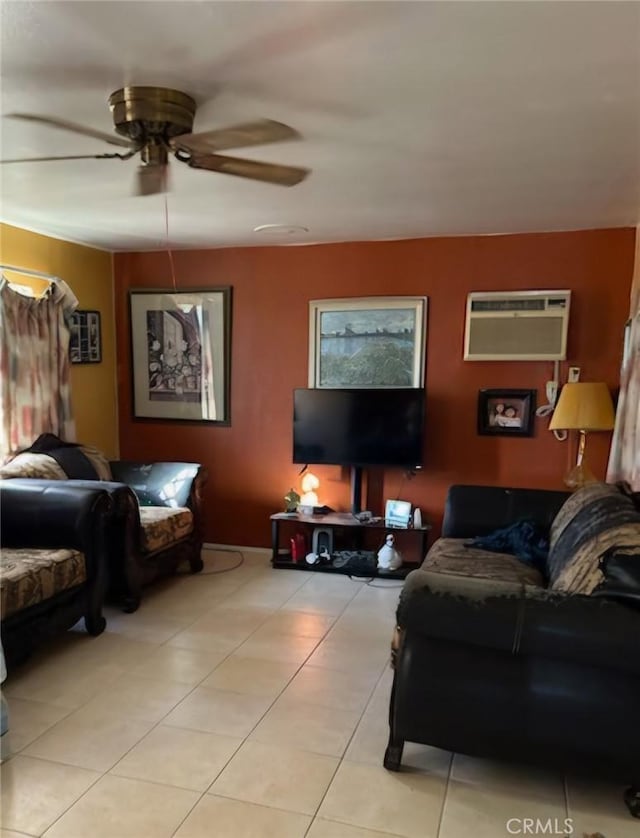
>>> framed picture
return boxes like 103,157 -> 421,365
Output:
129,287 -> 232,424
477,388 -> 537,437
69,310 -> 101,364
308,296 -> 427,388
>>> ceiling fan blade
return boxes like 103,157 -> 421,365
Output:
135,165 -> 168,196
0,152 -> 131,163
169,119 -> 300,154
184,152 -> 309,186
6,113 -> 134,149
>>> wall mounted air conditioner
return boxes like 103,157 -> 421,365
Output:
464,290 -> 571,361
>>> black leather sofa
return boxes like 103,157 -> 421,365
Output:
0,480 -> 112,668
1,458 -> 207,612
385,484 -> 640,818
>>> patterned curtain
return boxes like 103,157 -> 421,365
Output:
607,228 -> 640,489
0,278 -> 77,459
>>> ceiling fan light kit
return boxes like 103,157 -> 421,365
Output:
3,86 -> 309,195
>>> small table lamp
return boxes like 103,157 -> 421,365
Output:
549,382 -> 615,489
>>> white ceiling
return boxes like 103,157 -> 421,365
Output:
1,1 -> 639,251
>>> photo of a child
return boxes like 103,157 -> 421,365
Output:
489,401 -> 522,428
478,389 -> 536,437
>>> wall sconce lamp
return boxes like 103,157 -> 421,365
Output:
549,382 -> 615,489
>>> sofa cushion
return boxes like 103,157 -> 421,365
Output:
548,482 -> 640,595
0,445 -> 112,482
0,453 -> 67,481
1,547 -> 86,618
138,507 -> 194,554
422,538 -> 545,587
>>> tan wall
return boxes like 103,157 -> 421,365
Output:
0,223 -> 118,457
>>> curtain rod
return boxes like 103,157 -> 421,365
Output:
0,263 -> 60,282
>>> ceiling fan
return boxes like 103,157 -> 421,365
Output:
1,86 -> 309,194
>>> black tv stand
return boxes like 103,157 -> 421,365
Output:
270,511 -> 432,579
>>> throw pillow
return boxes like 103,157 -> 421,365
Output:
548,483 -> 640,595
0,452 -> 67,480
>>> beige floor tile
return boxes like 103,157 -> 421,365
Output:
129,644 -> 228,684
111,724 -> 242,791
307,819 -> 404,838
281,665 -> 377,713
233,632 -> 319,665
201,655 -> 299,697
250,697 -> 360,758
258,610 -> 336,638
1,830 -> 35,838
166,627 -> 247,654
566,775 -> 638,838
451,754 -> 565,798
102,612 -> 191,644
67,632 -> 160,669
75,673 -> 193,723
42,774 -> 199,838
439,777 -> 568,838
2,697 -> 71,752
218,578 -> 307,607
174,794 -> 311,837
306,637 -> 389,677
0,755 -> 99,836
210,739 -> 338,816
163,685 -> 272,736
318,760 -> 447,838
3,659 -> 125,709
22,704 -> 154,771
281,591 -> 354,617
190,606 -> 274,634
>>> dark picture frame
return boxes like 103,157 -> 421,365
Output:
129,287 -> 232,424
69,310 -> 102,364
477,388 -> 536,437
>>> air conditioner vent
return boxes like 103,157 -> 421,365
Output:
464,290 -> 571,361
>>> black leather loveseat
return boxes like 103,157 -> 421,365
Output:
0,480 -> 112,668
385,484 -> 640,817
1,439 -> 207,612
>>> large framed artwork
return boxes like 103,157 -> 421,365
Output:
308,297 -> 427,388
129,288 -> 232,424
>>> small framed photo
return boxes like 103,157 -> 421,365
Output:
69,310 -> 101,364
477,388 -> 537,437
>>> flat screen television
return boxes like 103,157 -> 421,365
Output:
293,388 -> 425,468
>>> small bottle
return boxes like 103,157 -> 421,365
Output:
413,507 -> 423,529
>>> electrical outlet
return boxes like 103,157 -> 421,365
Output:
568,367 -> 581,383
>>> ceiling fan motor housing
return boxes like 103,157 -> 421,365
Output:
108,86 -> 196,144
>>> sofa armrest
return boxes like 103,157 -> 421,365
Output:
0,479 -> 112,586
109,461 -> 206,509
442,485 -> 569,539
396,568 -> 640,674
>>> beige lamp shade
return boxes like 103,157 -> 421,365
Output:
549,382 -> 615,431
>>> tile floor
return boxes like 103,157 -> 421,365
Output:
0,549 -> 635,838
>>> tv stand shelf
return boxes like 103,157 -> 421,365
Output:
270,512 -> 431,579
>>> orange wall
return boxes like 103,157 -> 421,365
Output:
114,228 -> 635,546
